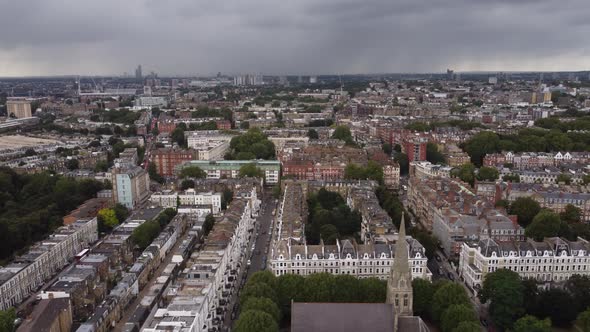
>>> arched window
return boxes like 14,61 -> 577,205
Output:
403,294 -> 408,307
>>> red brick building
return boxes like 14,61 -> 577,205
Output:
216,120 -> 232,130
152,148 -> 197,176
157,114 -> 177,135
283,160 -> 315,180
402,138 -> 428,161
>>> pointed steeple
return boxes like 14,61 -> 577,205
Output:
387,213 -> 413,318
391,213 -> 410,276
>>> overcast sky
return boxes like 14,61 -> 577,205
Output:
0,0 -> 589,77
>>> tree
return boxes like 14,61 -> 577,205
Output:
452,321 -> 481,332
440,304 -> 478,332
526,210 -> 562,241
509,197 -> 541,228
180,179 -> 195,190
479,269 -> 524,330
240,283 -> 278,306
239,163 -> 264,178
394,153 -> 409,175
382,143 -> 393,155
557,173 -> 572,185
302,273 -> 333,302
98,208 -> 119,229
561,204 -> 582,224
0,308 -> 15,332
331,275 -> 361,303
431,282 -> 470,321
151,126 -> 159,136
24,148 -> 37,156
426,143 -> 446,164
331,125 -> 353,141
512,315 -> 551,332
452,163 -> 475,186
241,297 -> 281,323
536,288 -> 577,327
131,220 -> 161,249
148,163 -> 164,184
276,274 -> 305,312
476,166 -> 499,181
94,160 -> 109,172
234,310 -> 279,332
179,166 -> 206,179
502,174 -> 520,183
412,278 -> 434,316
307,129 -> 319,139
464,131 -> 501,166
565,275 -> 590,314
248,271 -> 278,290
65,158 -> 79,171
577,308 -> 590,332
203,214 -> 215,236
171,127 -> 186,147
113,203 -> 129,223
359,277 -> 386,303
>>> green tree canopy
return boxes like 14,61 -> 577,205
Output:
359,277 -> 387,303
479,269 -> 524,330
382,143 -> 393,155
557,173 -> 572,185
512,315 -> 551,332
234,310 -> 279,332
441,304 -> 478,332
240,282 -> 278,305
228,128 -> 275,160
203,214 -> 215,236
247,271 -> 278,290
412,278 -> 434,316
535,288 -> 577,327
451,321 -> 481,332
241,297 -> 281,323
426,143 -> 446,164
331,275 -> 361,303
98,208 -> 119,230
577,308 -> 590,332
65,158 -> 79,170
239,163 -> 264,178
431,282 -> 471,322
509,197 -> 542,228
131,220 -> 161,250
302,273 -> 334,302
276,274 -> 305,310
179,166 -> 206,179
525,210 -> 562,241
307,129 -> 319,139
464,131 -> 501,166
180,179 -> 195,190
451,163 -> 476,186
0,308 -> 16,332
561,204 -> 582,224
476,166 -> 499,181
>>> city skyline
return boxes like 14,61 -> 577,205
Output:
1,0 -> 590,77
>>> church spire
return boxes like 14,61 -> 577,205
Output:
387,213 -> 413,318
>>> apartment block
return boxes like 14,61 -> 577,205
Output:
0,218 -> 98,310
111,165 -> 150,209
177,160 -> 281,185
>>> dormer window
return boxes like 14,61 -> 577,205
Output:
364,253 -> 369,259
380,253 -> 387,259
312,254 -> 318,260
347,254 -> 352,259
329,253 -> 335,259
296,254 -> 301,260
279,255 -> 284,260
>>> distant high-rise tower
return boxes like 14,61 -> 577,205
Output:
135,65 -> 143,80
446,69 -> 454,80
309,76 -> 318,84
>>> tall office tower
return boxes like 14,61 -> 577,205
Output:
135,65 -> 143,80
309,76 -> 318,84
446,69 -> 454,80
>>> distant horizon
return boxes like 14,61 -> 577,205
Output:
1,69 -> 590,80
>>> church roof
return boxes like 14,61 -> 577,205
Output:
291,302 -> 430,332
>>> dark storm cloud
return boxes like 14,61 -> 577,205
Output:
0,0 -> 588,76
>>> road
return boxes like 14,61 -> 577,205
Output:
221,190 -> 277,330
113,221 -> 191,331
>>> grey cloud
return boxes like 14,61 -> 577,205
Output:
0,0 -> 589,76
